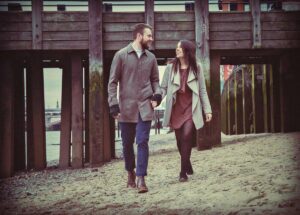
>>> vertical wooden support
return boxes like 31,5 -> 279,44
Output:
26,62 -> 33,169
145,0 -> 155,50
242,67 -> 246,134
14,62 -> 26,171
250,0 -> 261,48
31,0 -> 42,50
210,52 -> 221,146
262,64 -> 268,132
28,54 -> 46,170
227,80 -> 231,135
269,64 -> 275,133
84,61 -> 90,163
234,68 -> 238,134
71,54 -> 83,168
279,54 -> 288,132
89,0 -> 110,166
0,58 -> 14,178
251,64 -> 256,133
59,57 -> 72,168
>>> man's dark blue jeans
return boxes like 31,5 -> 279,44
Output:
119,114 -> 152,177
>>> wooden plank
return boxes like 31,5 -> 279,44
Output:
155,22 -> 194,31
155,12 -> 194,22
210,22 -> 251,32
262,31 -> 300,40
31,0 -> 42,49
0,22 -> 32,31
244,66 -> 252,134
0,32 -> 32,41
269,64 -> 275,133
210,40 -> 252,50
262,40 -> 300,49
261,12 -> 300,22
234,68 -> 237,134
242,67 -> 246,134
43,12 -> 88,22
0,58 -> 14,178
210,12 -> 252,22
251,64 -> 256,133
43,22 -> 89,31
254,65 -> 264,133
59,57 -> 72,168
250,0 -> 261,48
14,62 -> 26,171
104,41 -> 131,50
0,12 -> 31,22
145,0 -> 154,50
88,0 -> 106,166
29,54 -> 46,169
71,53 -> 83,168
42,41 -> 88,49
210,31 -> 251,41
104,32 -> 132,41
262,64 -> 268,132
104,13 -> 144,23
84,63 -> 89,163
155,31 -> 195,41
43,31 -> 88,41
279,54 -> 288,132
0,41 -> 32,50
262,22 -> 300,31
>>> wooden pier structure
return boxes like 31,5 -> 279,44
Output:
1,0 -> 300,178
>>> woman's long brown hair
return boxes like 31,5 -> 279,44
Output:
170,39 -> 198,79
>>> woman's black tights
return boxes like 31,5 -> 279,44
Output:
174,119 -> 195,176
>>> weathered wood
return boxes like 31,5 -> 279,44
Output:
43,32 -> 88,41
155,22 -> 194,31
261,40 -> 300,49
43,22 -> 89,31
71,53 -> 83,168
104,13 -> 144,23
145,0 -> 154,50
59,57 -> 72,168
261,12 -> 300,22
155,31 -> 195,41
210,22 -> 251,32
262,31 -> 300,40
210,40 -> 252,50
31,0 -> 42,49
0,22 -> 32,31
28,54 -> 46,169
0,41 -> 32,50
279,54 -> 289,132
0,32 -> 32,41
262,65 -> 268,132
262,22 -> 300,31
14,62 -> 26,171
254,65 -> 264,133
84,63 -> 90,163
88,0 -> 106,166
210,52 -> 221,146
0,12 -> 31,22
210,12 -> 252,22
43,12 -> 88,22
269,64 -> 275,133
234,68 -> 238,134
250,0 -> 261,48
42,41 -> 88,50
0,58 -> 14,178
210,31 -> 251,41
242,67 -> 246,134
155,12 -> 194,22
251,64 -> 256,133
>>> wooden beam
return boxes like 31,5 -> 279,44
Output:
251,64 -> 256,133
14,61 -> 26,171
59,57 -> 72,168
28,54 -> 46,170
279,54 -> 289,132
262,64 -> 268,132
88,0 -> 108,166
0,58 -> 14,178
71,54 -> 83,168
31,0 -> 42,49
250,0 -> 261,48
145,0 -> 155,50
84,62 -> 90,163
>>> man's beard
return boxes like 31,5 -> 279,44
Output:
141,38 -> 150,50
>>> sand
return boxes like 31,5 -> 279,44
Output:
1,132 -> 300,214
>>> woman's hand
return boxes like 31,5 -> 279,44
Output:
205,113 -> 212,122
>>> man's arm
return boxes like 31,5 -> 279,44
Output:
150,58 -> 162,107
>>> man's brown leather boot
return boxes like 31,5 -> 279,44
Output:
137,176 -> 148,193
127,171 -> 136,188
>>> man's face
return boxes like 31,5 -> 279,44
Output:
139,28 -> 153,49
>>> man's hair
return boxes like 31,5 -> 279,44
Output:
132,23 -> 152,40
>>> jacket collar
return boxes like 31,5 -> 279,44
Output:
127,43 -> 148,56
171,67 -> 197,85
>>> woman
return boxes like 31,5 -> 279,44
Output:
161,40 -> 212,182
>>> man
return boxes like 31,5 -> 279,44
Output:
108,23 -> 162,193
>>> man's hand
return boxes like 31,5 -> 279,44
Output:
205,113 -> 212,122
151,100 -> 158,108
113,113 -> 121,120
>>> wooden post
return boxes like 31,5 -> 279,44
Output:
262,64 -> 268,132
27,54 -> 46,170
89,0 -> 110,166
71,54 -> 83,168
0,58 -> 14,178
234,67 -> 238,134
59,57 -> 72,168
227,79 -> 231,134
242,67 -> 246,134
269,64 -> 275,133
14,61 -> 26,171
210,52 -> 221,146
84,61 -> 90,163
31,0 -> 42,50
251,64 -> 256,133
250,0 -> 261,48
279,54 -> 288,132
145,0 -> 155,50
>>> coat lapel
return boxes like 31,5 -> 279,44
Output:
187,70 -> 199,96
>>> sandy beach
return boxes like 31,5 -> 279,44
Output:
1,132 -> 300,214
